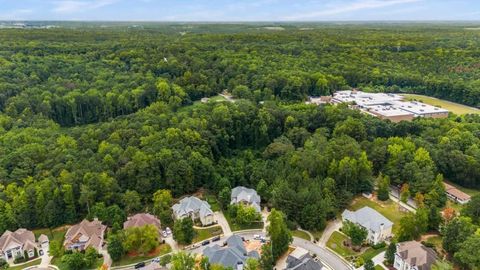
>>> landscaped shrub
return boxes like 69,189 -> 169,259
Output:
372,242 -> 386,249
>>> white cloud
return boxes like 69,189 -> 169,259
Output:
52,0 -> 118,13
284,0 -> 423,20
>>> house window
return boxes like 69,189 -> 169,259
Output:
28,250 -> 34,258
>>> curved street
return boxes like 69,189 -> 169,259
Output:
188,230 -> 352,270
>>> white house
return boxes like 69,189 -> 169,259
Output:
341,206 -> 393,245
0,229 -> 48,263
231,186 -> 261,213
394,241 -> 437,270
172,196 -> 215,226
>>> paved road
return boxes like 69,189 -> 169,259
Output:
292,237 -> 353,270
189,230 -> 352,270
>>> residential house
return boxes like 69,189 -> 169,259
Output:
285,247 -> 324,270
341,206 -> 393,245
123,213 -> 162,238
172,196 -> 215,226
0,229 -> 48,263
63,218 -> 107,252
444,182 -> 471,205
231,186 -> 261,213
203,235 -> 259,270
394,241 -> 437,270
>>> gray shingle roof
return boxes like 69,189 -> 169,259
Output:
203,235 -> 258,268
172,196 -> 213,218
341,206 -> 393,233
231,186 -> 261,212
286,248 -> 323,270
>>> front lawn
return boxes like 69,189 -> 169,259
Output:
224,212 -> 264,231
53,257 -> 103,270
112,244 -> 171,267
8,258 -> 41,270
349,197 -> 407,233
292,230 -> 311,241
193,226 -> 223,243
374,265 -> 384,270
326,231 -> 358,257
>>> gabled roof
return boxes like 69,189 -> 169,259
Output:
231,186 -> 261,212
231,187 -> 260,204
286,248 -> 324,270
444,182 -> 471,201
0,229 -> 37,253
172,196 -> 213,218
341,206 -> 393,233
396,241 -> 437,270
203,235 -> 258,268
64,219 -> 106,249
124,213 -> 161,230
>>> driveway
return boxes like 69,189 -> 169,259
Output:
99,246 -> 112,267
318,219 -> 342,247
164,234 -> 180,252
215,211 -> 232,236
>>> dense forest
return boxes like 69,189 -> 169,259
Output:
1,24 -> 480,127
1,23 -> 480,268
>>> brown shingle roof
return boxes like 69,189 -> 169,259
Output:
444,182 -> 471,201
123,213 -> 161,230
0,229 -> 37,253
64,219 -> 106,250
397,241 -> 437,270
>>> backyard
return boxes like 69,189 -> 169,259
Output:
349,196 -> 407,233
401,94 -> 480,115
33,226 -> 68,243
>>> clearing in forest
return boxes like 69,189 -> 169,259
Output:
401,94 -> 480,115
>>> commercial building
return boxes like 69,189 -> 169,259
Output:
326,90 -> 449,122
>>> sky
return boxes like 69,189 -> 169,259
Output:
0,0 -> 479,21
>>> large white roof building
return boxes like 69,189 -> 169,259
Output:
331,90 -> 449,122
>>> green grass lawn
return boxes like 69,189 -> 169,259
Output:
205,195 -> 221,212
193,226 -> 223,243
8,258 -> 41,270
424,235 -> 443,254
445,181 -> 480,197
33,227 -> 68,243
374,265 -> 384,270
361,246 -> 386,261
326,231 -> 358,257
224,212 -> 264,231
112,244 -> 171,267
401,94 -> 480,115
292,230 -> 311,241
349,197 -> 407,233
53,257 -> 103,270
